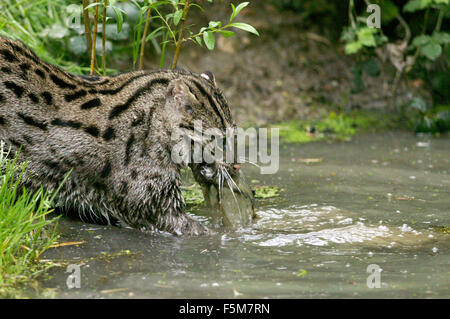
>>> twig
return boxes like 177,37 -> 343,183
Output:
396,14 -> 411,43
138,5 -> 152,70
102,0 -> 108,75
171,0 -> 191,69
389,13 -> 412,108
90,4 -> 99,75
49,241 -> 87,248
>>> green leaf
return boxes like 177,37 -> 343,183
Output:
145,26 -> 165,41
356,27 -> 377,47
165,12 -> 174,22
227,22 -> 259,36
208,21 -> 221,29
409,97 -> 428,113
230,2 -> 249,22
85,2 -> 102,10
296,269 -> 308,277
403,0 -> 433,12
195,36 -> 203,46
203,31 -> 215,50
432,32 -> 450,44
173,9 -> 183,26
220,30 -> 235,38
345,41 -> 362,54
412,34 -> 431,47
403,0 -> 421,12
380,0 -> 399,24
110,6 -> 124,33
421,40 -> 442,60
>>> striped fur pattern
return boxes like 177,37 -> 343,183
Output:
0,37 -> 234,235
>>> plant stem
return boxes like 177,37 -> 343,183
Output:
348,0 -> 356,29
412,8 -> 430,67
90,4 -> 99,75
102,0 -> 108,75
171,0 -> 191,69
138,5 -> 152,70
160,31 -> 168,68
422,7 -> 430,34
153,7 -> 176,43
435,8 -> 444,32
82,0 -> 93,61
396,14 -> 411,43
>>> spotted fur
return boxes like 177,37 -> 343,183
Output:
0,37 -> 234,235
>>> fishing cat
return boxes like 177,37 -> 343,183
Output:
0,37 -> 239,235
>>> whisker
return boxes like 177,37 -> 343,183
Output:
218,167 -> 224,204
222,168 -> 242,194
238,157 -> 261,168
225,176 -> 242,217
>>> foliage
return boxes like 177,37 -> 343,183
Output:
340,0 -> 450,135
0,143 -> 68,295
0,1 -> 258,74
408,97 -> 449,132
342,0 -> 448,60
341,0 -> 449,125
0,0 -> 88,73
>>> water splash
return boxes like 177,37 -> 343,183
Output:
235,205 -> 437,248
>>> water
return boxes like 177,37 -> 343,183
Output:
40,132 -> 449,298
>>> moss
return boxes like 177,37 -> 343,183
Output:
254,186 -> 281,199
273,110 -> 393,144
182,186 -> 205,206
432,226 -> 450,234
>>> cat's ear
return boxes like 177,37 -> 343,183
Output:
168,79 -> 193,99
201,71 -> 215,85
167,79 -> 197,114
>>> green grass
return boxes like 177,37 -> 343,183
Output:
0,143 -> 66,298
0,0 -> 151,76
0,0 -> 89,74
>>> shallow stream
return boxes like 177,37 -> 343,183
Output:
40,131 -> 449,298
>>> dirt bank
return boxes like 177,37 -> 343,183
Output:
142,2 -> 415,126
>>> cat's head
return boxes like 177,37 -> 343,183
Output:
164,70 -> 241,187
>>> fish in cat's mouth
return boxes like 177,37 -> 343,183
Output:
174,123 -> 242,191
